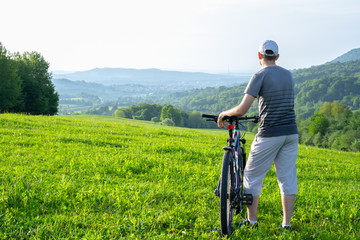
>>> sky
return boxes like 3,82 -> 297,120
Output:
1,0 -> 360,74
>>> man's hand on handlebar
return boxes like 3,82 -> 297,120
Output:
217,112 -> 226,129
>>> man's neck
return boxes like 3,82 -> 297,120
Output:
261,60 -> 276,68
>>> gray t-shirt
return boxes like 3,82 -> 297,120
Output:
244,65 -> 298,137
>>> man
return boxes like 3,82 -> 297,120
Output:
217,40 -> 298,230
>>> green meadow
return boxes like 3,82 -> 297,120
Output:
0,114 -> 359,239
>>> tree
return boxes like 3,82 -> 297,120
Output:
114,108 -> 132,118
15,51 -> 58,115
161,104 -> 174,120
0,44 -> 22,112
188,111 -> 202,128
151,116 -> 160,123
160,104 -> 182,126
351,140 -> 360,152
308,114 -> 329,136
330,101 -> 348,117
319,102 -> 332,116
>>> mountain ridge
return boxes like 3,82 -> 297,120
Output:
52,67 -> 248,87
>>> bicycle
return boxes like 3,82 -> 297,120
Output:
202,114 -> 259,237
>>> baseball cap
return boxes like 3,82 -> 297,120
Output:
258,40 -> 279,56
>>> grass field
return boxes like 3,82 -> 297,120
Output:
0,114 -> 359,239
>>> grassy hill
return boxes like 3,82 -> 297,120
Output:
0,114 -> 359,239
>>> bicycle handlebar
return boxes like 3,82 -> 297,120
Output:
202,114 -> 218,120
202,114 -> 259,123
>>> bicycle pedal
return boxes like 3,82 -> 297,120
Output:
242,194 -> 253,205
214,189 -> 220,197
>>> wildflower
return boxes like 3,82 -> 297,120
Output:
350,214 -> 353,218
171,228 -> 175,232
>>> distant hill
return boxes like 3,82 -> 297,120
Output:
292,58 -> 360,84
327,48 -> 360,64
53,78 -> 157,101
53,78 -> 169,114
52,68 -> 250,114
52,67 -> 248,88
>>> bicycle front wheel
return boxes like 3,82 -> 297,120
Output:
220,150 -> 235,236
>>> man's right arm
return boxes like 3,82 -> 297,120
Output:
217,94 -> 255,128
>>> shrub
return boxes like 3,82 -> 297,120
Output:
162,118 -> 175,126
151,117 -> 160,123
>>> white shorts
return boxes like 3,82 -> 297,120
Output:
244,134 -> 298,196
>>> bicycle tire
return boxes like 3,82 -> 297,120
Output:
220,150 -> 235,236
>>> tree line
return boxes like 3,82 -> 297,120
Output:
0,43 -> 58,115
107,100 -> 359,152
82,102 -> 258,131
113,103 -> 218,129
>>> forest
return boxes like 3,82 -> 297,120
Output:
0,43 -> 58,115
106,103 -> 217,129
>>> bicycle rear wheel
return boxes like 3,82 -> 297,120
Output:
220,150 -> 235,236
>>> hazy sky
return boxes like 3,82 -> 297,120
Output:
1,0 -> 360,73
